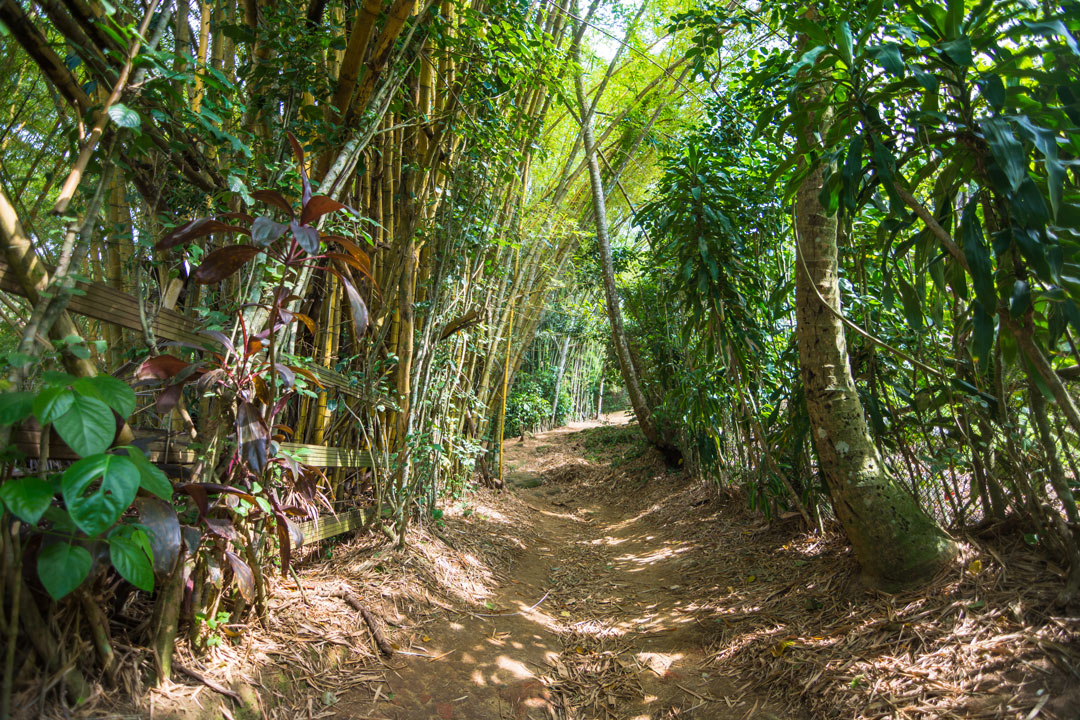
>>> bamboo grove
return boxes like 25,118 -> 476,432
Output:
0,0 -> 1079,714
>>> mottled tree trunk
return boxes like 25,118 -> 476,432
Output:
795,158 -> 956,589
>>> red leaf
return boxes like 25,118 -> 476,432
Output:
217,211 -> 255,224
300,195 -> 353,225
155,383 -> 184,414
286,132 -> 312,206
291,366 -> 325,389
205,516 -> 239,541
236,401 -> 269,474
225,550 -> 255,603
251,189 -> 295,217
293,312 -> 317,335
136,354 -> 191,381
275,514 -> 291,576
326,251 -> 374,284
156,218 -> 250,251
192,245 -> 262,284
340,275 -> 369,337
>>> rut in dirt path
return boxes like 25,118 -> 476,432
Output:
337,414 -> 787,720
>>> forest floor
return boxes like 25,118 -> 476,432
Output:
110,414 -> 1078,720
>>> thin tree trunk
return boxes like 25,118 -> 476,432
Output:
572,26 -> 670,456
793,76 -> 955,588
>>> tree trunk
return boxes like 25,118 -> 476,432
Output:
550,334 -> 571,426
794,149 -> 955,590
573,31 -> 673,458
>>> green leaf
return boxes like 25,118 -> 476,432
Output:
61,454 -> 139,536
33,386 -> 74,424
977,75 -> 1006,112
123,446 -> 172,500
109,527 -> 154,591
981,118 -> 1025,194
896,274 -> 924,330
835,20 -> 853,66
971,301 -> 995,367
106,103 -> 140,129
54,395 -> 115,456
0,391 -> 33,425
72,376 -> 135,417
1009,280 -> 1031,319
869,43 -> 904,77
37,542 -> 92,599
939,37 -> 972,66
0,476 -> 54,524
961,201 -> 996,316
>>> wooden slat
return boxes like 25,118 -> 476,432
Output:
278,442 -> 373,468
295,507 -> 371,544
13,428 -> 197,465
0,259 -> 362,396
0,258 -> 205,346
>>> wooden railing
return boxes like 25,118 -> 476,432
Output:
1,259 -> 374,543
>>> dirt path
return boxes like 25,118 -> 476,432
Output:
342,414 -> 787,720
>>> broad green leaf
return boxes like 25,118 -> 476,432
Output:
106,103 -> 140,129
961,201 -> 996,316
868,43 -> 904,77
981,118 -> 1025,194
54,395 -> 115,456
61,454 -> 139,536
939,37 -> 972,66
37,542 -> 92,599
835,20 -> 853,66
0,476 -> 54,524
1009,280 -> 1031,319
33,386 -> 74,424
72,376 -> 136,418
971,301 -> 995,367
123,446 -> 172,500
0,391 -> 33,425
109,528 -> 154,591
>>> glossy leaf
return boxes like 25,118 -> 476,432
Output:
300,195 -> 353,225
251,216 -> 289,246
192,245 -> 261,284
290,220 -> 321,254
107,102 -> 140,128
251,189 -> 295,217
156,218 -> 250,251
33,387 -> 74,424
72,375 -> 136,418
37,542 -> 92,600
0,476 -> 54,524
286,131 -> 312,206
136,354 -> 192,381
123,446 -> 172,500
136,496 -> 180,575
61,454 -> 140,536
109,526 -> 154,591
54,395 -> 115,456
0,391 -> 33,425
340,275 -> 370,336
225,550 -> 255,602
236,401 -> 269,474
961,201 -> 996,318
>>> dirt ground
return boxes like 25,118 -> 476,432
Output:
337,412 -> 789,720
97,412 -> 1078,720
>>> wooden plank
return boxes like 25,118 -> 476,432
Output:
13,427 -> 197,465
0,258 -> 363,397
294,507 -> 371,544
12,431 -> 366,469
0,258 -> 205,346
279,442 -> 372,468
